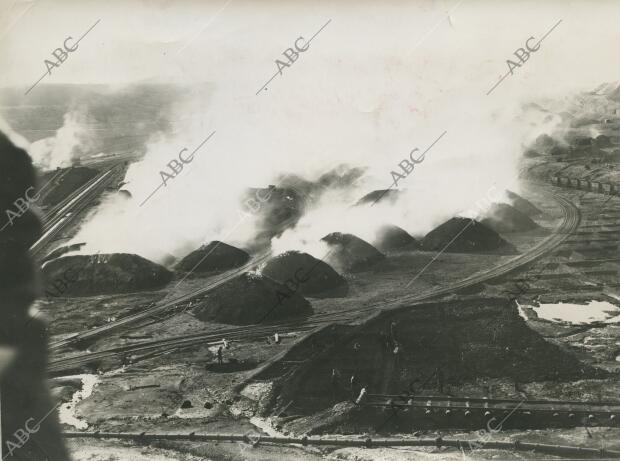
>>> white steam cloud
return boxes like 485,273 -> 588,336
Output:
56,1 -> 620,265
71,87 -> 535,264
29,110 -> 92,170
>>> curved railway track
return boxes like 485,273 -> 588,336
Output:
49,251 -> 275,351
61,431 -> 620,458
364,394 -> 620,426
31,165 -> 123,258
48,191 -> 581,374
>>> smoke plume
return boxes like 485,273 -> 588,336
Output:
29,110 -> 92,170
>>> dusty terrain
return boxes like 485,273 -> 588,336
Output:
9,86 -> 620,460
34,168 -> 620,459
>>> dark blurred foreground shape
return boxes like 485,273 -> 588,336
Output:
0,131 -> 70,460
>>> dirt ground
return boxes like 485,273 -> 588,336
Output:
44,152 -> 620,459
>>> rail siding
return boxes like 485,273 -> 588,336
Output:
62,431 -> 620,458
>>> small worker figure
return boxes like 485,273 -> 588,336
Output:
349,374 -> 358,400
386,398 -> 394,413
355,386 -> 367,405
353,342 -> 361,353
483,384 -> 490,398
223,338 -> 229,349
436,367 -> 444,393
390,320 -> 397,339
379,331 -> 389,351
393,342 -> 400,367
274,332 -> 281,344
217,345 -> 223,365
331,368 -> 339,401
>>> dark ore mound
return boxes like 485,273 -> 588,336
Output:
42,242 -> 86,263
595,134 -> 612,147
321,232 -> 385,272
192,272 -> 312,325
422,217 -> 517,254
39,166 -> 99,208
506,190 -> 543,216
269,299 -> 600,426
572,136 -> 593,147
276,166 -> 366,207
355,189 -> 402,206
531,134 -> 556,153
374,224 -> 420,251
261,251 -> 348,298
242,186 -> 306,250
549,145 -> 571,156
481,203 -> 541,233
176,241 -> 250,273
42,253 -> 173,297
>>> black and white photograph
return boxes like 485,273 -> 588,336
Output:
1,0 -> 620,459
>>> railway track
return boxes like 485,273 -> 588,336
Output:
39,170 -> 103,227
61,431 -> 620,458
31,164 -> 123,258
48,191 -> 581,374
364,394 -> 620,426
48,251 -> 274,351
37,168 -> 72,210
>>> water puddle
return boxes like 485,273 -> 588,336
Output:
59,374 -> 99,429
522,300 -> 620,325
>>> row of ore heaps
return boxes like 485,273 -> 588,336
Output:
40,190 -> 543,326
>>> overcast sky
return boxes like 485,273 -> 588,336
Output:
2,0 -> 620,261
2,0 -> 618,189
1,0 -> 619,93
